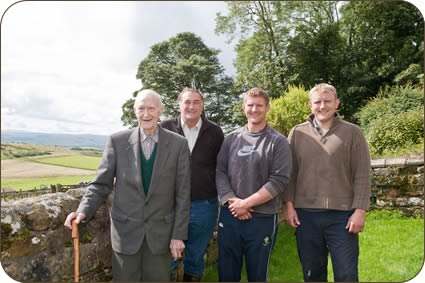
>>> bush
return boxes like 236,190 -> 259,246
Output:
366,109 -> 424,155
355,84 -> 423,132
267,85 -> 310,136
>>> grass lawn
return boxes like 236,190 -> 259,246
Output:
31,155 -> 101,170
1,175 -> 96,191
203,210 -> 424,282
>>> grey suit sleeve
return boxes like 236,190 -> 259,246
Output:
171,139 -> 191,240
77,135 -> 116,221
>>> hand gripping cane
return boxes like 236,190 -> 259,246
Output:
71,220 -> 80,282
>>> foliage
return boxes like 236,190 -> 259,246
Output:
120,91 -> 139,128
216,1 -> 298,97
267,85 -> 310,136
285,2 -> 344,88
355,84 -> 424,156
70,147 -> 103,157
370,143 -> 424,160
394,63 -> 424,85
121,32 -> 238,128
366,109 -> 424,155
203,210 -> 424,282
355,84 -> 424,132
216,1 -> 424,122
1,143 -> 51,160
233,32 -> 285,96
338,0 -> 424,120
228,100 -> 246,132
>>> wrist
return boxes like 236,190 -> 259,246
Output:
240,199 -> 250,210
355,208 -> 366,214
285,201 -> 294,208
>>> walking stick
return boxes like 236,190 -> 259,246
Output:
71,220 -> 80,282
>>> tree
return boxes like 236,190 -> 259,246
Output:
121,32 -> 238,128
216,1 -> 424,121
338,0 -> 424,120
216,1 -> 296,97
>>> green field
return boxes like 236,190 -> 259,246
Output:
203,210 -> 424,282
31,155 -> 101,170
1,175 -> 96,190
1,143 -> 102,190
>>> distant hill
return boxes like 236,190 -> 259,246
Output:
1,130 -> 107,149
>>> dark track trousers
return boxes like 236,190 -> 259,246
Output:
296,209 -> 359,282
217,207 -> 278,282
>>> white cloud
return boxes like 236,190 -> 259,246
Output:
1,1 -> 235,135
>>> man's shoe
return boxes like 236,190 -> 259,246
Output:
183,272 -> 202,282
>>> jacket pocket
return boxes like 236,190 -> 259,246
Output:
111,210 -> 128,223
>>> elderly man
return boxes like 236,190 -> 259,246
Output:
64,89 -> 191,282
284,83 -> 371,282
216,87 -> 292,282
161,87 -> 224,281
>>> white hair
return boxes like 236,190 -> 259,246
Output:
134,89 -> 163,107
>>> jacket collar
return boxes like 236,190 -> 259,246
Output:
307,113 -> 341,131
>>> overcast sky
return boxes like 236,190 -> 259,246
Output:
1,1 -> 236,136
1,0 -> 424,137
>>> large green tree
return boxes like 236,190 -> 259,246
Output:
216,1 -> 424,121
121,32 -> 237,128
285,1 -> 344,85
337,0 -> 424,120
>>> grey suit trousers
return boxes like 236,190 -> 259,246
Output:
112,239 -> 172,282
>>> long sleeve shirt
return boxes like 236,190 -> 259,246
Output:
216,125 -> 292,214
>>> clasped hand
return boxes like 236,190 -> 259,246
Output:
228,197 -> 253,220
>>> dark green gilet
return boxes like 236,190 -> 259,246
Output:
140,144 -> 157,194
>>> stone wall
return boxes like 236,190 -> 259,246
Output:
1,189 -> 112,282
370,158 -> 424,217
1,157 -> 423,282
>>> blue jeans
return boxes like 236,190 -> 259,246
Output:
173,198 -> 218,276
295,209 -> 359,282
217,207 -> 278,282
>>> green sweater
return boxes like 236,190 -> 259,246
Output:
283,114 -> 371,210
140,144 -> 157,194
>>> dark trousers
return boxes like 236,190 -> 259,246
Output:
217,207 -> 278,282
112,239 -> 171,282
295,209 -> 359,282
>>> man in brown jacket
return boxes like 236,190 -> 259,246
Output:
283,83 -> 371,282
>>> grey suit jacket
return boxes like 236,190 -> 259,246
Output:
77,126 -> 191,255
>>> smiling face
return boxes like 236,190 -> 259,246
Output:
243,95 -> 270,128
309,90 -> 340,129
134,92 -> 162,135
179,90 -> 203,126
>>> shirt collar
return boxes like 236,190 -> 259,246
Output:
139,126 -> 159,143
312,117 -> 321,130
310,114 -> 340,134
181,117 -> 202,130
